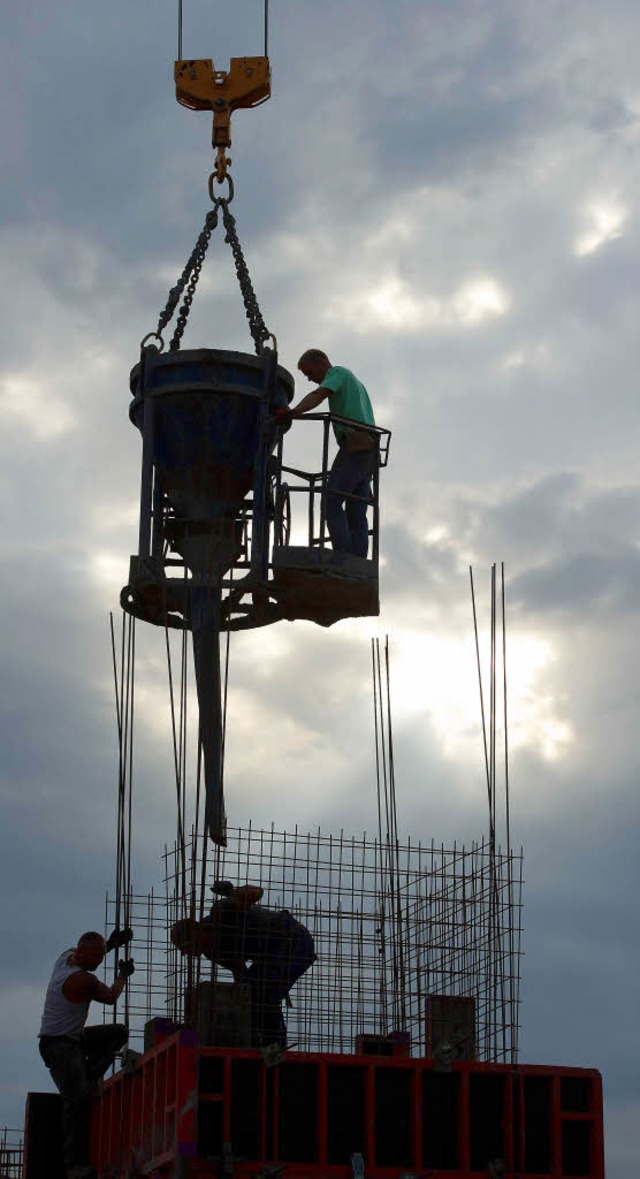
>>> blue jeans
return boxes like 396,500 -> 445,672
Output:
325,445 -> 377,557
39,1024 -> 128,1171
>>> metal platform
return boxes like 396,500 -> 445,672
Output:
271,545 -> 379,625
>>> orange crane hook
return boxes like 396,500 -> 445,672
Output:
175,55 -> 271,184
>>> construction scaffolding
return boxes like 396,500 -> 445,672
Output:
105,823 -> 523,1064
0,1127 -> 23,1178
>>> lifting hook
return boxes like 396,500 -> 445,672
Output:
175,56 -> 271,182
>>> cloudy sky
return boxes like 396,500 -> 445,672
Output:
2,0 -> 639,1172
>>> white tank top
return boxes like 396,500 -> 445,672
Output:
39,950 -> 91,1038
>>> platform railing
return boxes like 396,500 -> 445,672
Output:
272,412 -> 391,560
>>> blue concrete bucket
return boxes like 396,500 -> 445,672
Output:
130,348 -> 294,577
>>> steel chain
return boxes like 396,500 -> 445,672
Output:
150,178 -> 272,355
155,209 -> 220,340
167,207 -> 219,352
219,199 -> 271,354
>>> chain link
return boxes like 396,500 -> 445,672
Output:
218,199 -> 271,354
149,177 -> 272,355
165,207 -> 220,352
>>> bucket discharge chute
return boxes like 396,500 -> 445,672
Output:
124,347 -> 294,844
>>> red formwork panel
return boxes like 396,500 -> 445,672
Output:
90,1042 -> 604,1179
90,1028 -> 199,1176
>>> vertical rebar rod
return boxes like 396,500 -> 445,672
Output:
501,563 -> 511,852
489,565 -> 497,1055
372,639 -> 389,1029
385,636 -> 406,1028
470,567 -> 493,820
501,562 -> 517,1061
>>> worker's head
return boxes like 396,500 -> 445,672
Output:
75,932 -> 106,970
170,917 -> 215,957
298,349 -> 331,385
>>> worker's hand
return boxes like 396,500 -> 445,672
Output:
118,958 -> 135,980
273,407 -> 293,425
106,927 -> 133,952
211,880 -> 234,897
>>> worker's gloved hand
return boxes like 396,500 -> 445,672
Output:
106,927 -> 133,952
118,958 -> 135,979
273,407 -> 292,425
211,880 -> 234,898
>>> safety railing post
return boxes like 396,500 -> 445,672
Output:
319,416 -> 331,549
372,439 -> 381,564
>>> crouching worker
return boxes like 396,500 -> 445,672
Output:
171,882 -> 315,1049
38,929 -> 134,1179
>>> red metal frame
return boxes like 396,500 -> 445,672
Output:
91,1029 -> 199,1174
91,1038 -> 604,1179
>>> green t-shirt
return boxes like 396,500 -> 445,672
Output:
320,366 -> 375,443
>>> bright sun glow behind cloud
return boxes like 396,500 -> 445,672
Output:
0,375 -> 76,440
364,277 -> 425,329
330,274 -> 509,333
575,199 -> 628,256
388,629 -> 573,763
452,278 -> 509,324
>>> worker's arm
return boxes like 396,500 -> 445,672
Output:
288,387 -> 330,416
212,881 -> 264,908
216,954 -> 249,983
232,884 -> 264,908
63,970 -> 126,1007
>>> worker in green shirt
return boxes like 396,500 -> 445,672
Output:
277,349 -> 377,557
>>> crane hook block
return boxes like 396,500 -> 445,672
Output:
175,57 -> 271,150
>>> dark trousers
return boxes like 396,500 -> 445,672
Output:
246,917 -> 316,1047
39,1024 -> 128,1172
325,444 -> 377,557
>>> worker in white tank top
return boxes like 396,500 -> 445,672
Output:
38,928 -> 135,1179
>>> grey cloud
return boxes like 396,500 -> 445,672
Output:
483,476 -> 640,557
3,2 -> 640,1172
511,549 -> 640,614
380,521 -> 461,601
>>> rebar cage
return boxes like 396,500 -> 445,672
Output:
105,824 -> 522,1063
